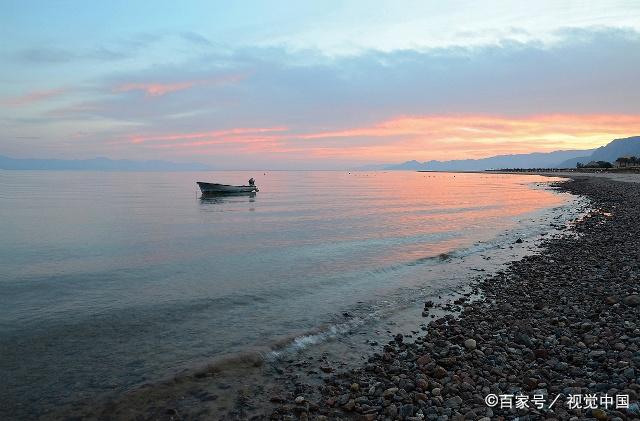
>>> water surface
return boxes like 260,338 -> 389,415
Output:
0,170 -> 569,417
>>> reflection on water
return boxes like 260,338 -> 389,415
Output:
0,170 -> 570,419
200,191 -> 257,205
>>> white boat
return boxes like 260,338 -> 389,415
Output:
197,181 -> 259,194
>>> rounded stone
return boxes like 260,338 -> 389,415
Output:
464,338 -> 477,350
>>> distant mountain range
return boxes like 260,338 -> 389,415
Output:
2,136 -> 639,171
0,155 -> 212,171
381,136 -> 640,171
382,149 -> 594,171
556,136 -> 640,168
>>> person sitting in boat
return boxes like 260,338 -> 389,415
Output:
248,177 -> 255,186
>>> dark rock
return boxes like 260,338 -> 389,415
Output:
342,399 -> 355,411
515,332 -> 533,347
433,366 -> 447,379
415,378 -> 428,391
605,296 -> 619,304
623,294 -> 640,306
443,396 -> 462,409
416,355 -> 432,366
400,403 -> 414,418
533,348 -> 548,359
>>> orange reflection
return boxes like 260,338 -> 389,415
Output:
312,172 -> 566,268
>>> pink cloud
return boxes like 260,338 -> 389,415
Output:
126,126 -> 292,155
292,114 -> 640,160
115,81 -> 196,97
114,74 -> 245,97
123,114 -> 640,161
298,114 -> 640,141
1,88 -> 66,107
129,127 -> 288,144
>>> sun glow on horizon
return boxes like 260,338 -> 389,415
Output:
122,114 -> 640,162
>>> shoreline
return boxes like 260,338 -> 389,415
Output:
268,175 -> 640,420
36,176 -> 581,421
415,169 -> 640,186
1,173 -> 577,421
42,176 -> 584,421
37,175 -> 639,420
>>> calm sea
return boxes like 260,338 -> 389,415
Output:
0,170 -> 572,417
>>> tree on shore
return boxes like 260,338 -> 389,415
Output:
615,156 -> 639,167
578,160 -> 613,169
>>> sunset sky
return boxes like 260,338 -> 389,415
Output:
2,1 -> 640,169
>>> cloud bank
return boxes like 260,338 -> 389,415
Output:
2,24 -> 640,168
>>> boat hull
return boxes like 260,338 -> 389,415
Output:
197,182 -> 259,194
